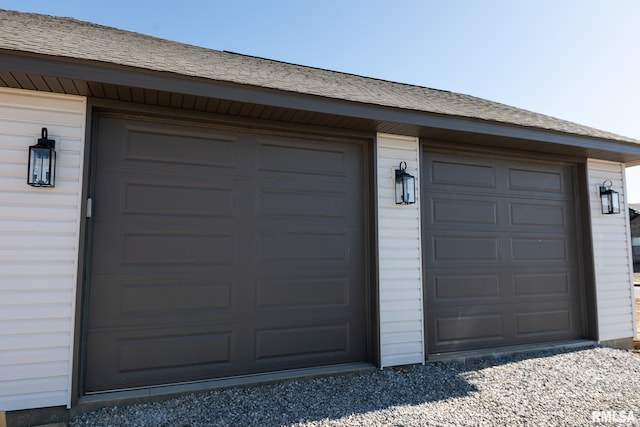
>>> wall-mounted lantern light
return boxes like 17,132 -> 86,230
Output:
395,161 -> 416,205
27,127 -> 56,188
599,180 -> 620,214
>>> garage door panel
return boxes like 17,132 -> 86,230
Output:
91,227 -> 237,273
253,316 -> 366,362
429,269 -> 579,305
258,142 -> 347,177
256,276 -> 350,309
510,237 -> 568,262
428,231 -> 578,264
431,197 -> 498,226
432,235 -> 499,262
512,235 -> 578,264
85,326 -> 235,392
117,280 -> 233,316
256,137 -> 363,181
258,232 -> 350,262
429,300 -> 581,352
513,301 -> 582,339
122,181 -> 235,218
433,313 -> 504,345
96,118 -> 238,170
255,267 -> 364,309
430,159 -> 497,188
427,155 -> 575,200
255,324 -> 350,360
509,202 -> 570,228
515,310 -> 572,336
433,274 -> 501,300
88,276 -> 237,328
124,232 -> 235,265
513,271 -> 573,298
94,169 -> 238,220
117,332 -> 232,372
428,196 -> 573,232
124,128 -> 236,168
89,318 -> 367,392
424,152 -> 583,353
257,188 -> 349,220
507,168 -> 565,193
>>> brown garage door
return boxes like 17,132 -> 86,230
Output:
84,115 -> 368,392
423,152 -> 583,354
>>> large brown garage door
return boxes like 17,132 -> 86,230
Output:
84,115 -> 368,392
423,152 -> 583,353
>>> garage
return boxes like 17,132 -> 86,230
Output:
84,114 -> 369,392
422,152 -> 584,354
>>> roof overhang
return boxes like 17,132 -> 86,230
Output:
3,50 -> 640,165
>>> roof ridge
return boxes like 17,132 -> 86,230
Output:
0,8 -> 231,54
221,49 -> 460,94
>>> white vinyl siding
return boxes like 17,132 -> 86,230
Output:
376,133 -> 424,367
0,88 -> 86,411
587,159 -> 635,341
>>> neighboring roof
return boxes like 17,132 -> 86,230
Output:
0,8 -> 639,146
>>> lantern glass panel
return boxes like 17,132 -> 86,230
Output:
403,174 -> 416,204
610,191 -> 620,214
600,192 -> 610,214
395,178 -> 404,204
600,188 -> 620,214
28,145 -> 55,187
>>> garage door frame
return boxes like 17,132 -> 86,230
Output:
75,103 -> 377,398
420,141 -> 596,355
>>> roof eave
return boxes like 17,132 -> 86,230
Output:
3,49 -> 640,165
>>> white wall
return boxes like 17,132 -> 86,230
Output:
0,88 -> 86,411
587,159 -> 636,341
376,133 -> 424,367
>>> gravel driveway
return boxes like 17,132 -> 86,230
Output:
69,345 -> 640,426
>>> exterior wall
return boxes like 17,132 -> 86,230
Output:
376,133 -> 424,367
631,219 -> 640,240
587,159 -> 636,341
0,88 -> 86,411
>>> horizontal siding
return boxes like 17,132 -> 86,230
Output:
0,88 -> 86,411
587,159 -> 635,341
377,133 -> 424,367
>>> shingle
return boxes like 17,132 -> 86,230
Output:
0,8 -> 637,144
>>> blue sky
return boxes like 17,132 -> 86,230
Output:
3,1 -> 640,201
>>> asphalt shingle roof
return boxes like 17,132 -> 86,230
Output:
0,8 -> 637,145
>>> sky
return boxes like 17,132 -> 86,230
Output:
2,0 -> 639,201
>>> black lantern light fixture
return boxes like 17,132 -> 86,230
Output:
27,127 -> 56,188
599,180 -> 620,214
395,161 -> 416,205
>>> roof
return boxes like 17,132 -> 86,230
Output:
1,8 -> 639,147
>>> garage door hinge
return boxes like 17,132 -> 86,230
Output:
86,198 -> 93,218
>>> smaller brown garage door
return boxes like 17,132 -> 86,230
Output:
423,152 -> 584,353
84,115 -> 368,392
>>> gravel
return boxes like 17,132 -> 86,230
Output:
69,345 -> 640,426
